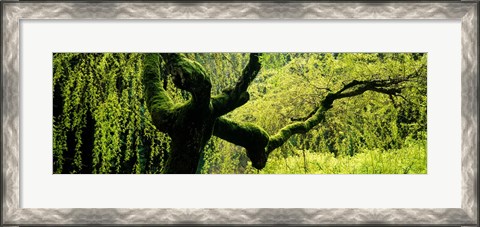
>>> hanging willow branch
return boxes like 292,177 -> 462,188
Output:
54,53 -> 170,174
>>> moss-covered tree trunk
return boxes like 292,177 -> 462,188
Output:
143,53 -> 264,173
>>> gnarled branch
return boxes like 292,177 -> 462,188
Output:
142,53 -> 175,132
160,53 -> 212,106
143,53 -> 214,133
212,75 -> 418,169
212,53 -> 261,117
322,77 -> 408,108
213,117 -> 269,169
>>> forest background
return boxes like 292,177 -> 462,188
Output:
53,53 -> 427,174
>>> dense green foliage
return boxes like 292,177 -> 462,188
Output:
53,53 -> 169,173
53,53 -> 427,174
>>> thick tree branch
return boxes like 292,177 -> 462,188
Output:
161,53 -> 213,106
142,54 -> 176,132
212,53 -> 261,117
213,117 -> 269,169
143,53 -> 214,134
291,108 -> 317,121
267,107 -> 328,154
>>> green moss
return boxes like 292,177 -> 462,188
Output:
267,107 -> 328,153
212,91 -> 250,117
166,54 -> 212,97
213,117 -> 269,169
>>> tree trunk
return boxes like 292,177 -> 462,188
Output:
164,104 -> 215,174
143,53 -> 217,174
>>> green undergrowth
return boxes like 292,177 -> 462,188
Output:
249,139 -> 426,174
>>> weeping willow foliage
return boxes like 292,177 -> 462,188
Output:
53,53 -> 170,174
53,53 -> 427,174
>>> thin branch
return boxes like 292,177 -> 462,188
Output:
291,108 -> 318,122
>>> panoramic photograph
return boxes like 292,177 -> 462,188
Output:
53,53 -> 427,174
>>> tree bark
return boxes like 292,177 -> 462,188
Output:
213,117 -> 269,169
143,53 -> 215,173
212,53 -> 261,117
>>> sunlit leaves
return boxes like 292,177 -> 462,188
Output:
256,139 -> 426,174
200,53 -> 427,174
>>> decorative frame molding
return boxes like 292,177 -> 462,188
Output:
2,2 -> 478,226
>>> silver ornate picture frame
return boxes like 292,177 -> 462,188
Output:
2,2 -> 478,226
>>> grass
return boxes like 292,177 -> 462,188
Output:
252,139 -> 426,174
